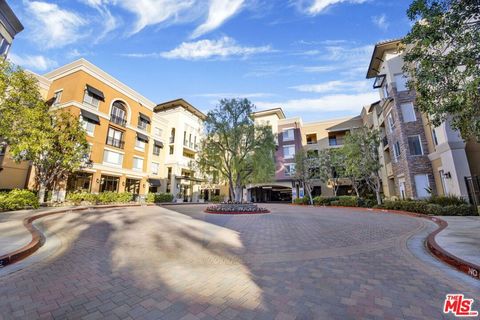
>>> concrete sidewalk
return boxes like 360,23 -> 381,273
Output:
0,206 -> 78,257
435,216 -> 480,266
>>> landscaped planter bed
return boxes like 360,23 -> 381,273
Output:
205,203 -> 270,214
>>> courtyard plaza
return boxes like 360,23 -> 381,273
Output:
0,204 -> 478,319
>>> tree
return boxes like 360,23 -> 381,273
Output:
343,128 -> 383,204
403,0 -> 480,139
294,149 -> 320,205
0,60 -> 89,202
317,148 -> 346,197
197,98 -> 276,202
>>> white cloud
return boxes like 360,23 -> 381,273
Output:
9,54 -> 58,71
291,80 -> 370,93
115,0 -> 195,35
255,92 -> 378,114
296,0 -> 368,15
372,14 -> 389,31
81,0 -> 119,41
191,0 -> 244,38
160,37 -> 272,60
26,1 -> 87,49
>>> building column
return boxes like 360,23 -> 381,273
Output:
91,171 -> 102,193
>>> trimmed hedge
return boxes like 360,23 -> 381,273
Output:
378,200 -> 478,216
210,195 -> 222,203
146,193 -> 174,203
427,195 -> 467,206
66,192 -> 134,205
0,189 -> 39,212
294,197 -> 310,205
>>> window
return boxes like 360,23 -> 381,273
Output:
81,117 -> 95,136
432,128 -> 439,146
154,127 -> 163,137
67,172 -> 92,192
169,145 -> 174,155
133,157 -> 144,171
0,36 -> 10,55
110,101 -> 127,127
83,90 -> 100,108
329,135 -> 337,146
126,179 -> 140,195
283,145 -> 295,159
394,73 -> 408,92
400,103 -> 416,122
106,127 -> 124,149
53,90 -> 62,105
151,162 -> 159,175
135,138 -> 145,151
138,114 -> 150,130
414,174 -> 430,198
387,113 -> 395,132
393,141 -> 401,161
170,128 -> 175,143
103,150 -> 123,166
100,175 -> 119,192
285,164 -> 296,177
283,129 -> 294,141
408,135 -> 423,156
153,144 -> 161,156
306,134 -> 317,144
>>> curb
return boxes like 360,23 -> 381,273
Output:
0,203 -> 153,268
204,210 -> 270,215
289,204 -> 480,281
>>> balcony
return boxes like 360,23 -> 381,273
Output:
106,137 -> 125,149
328,138 -> 344,147
110,115 -> 127,127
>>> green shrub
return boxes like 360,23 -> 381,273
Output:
313,196 -> 338,206
294,197 -> 310,205
154,193 -> 174,203
210,195 -> 222,203
336,196 -> 358,207
0,189 -> 39,211
427,195 -> 468,206
146,193 -> 155,203
357,198 -> 377,208
66,192 -> 98,205
379,200 -> 478,216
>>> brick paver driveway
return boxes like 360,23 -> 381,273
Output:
0,204 -> 478,320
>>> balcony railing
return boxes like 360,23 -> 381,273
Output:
138,122 -> 148,131
169,136 -> 175,144
110,115 -> 127,127
106,137 -> 125,149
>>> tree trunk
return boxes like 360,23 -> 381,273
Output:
375,175 -> 382,205
38,181 -> 46,204
227,176 -> 235,202
304,183 -> 313,205
235,186 -> 242,202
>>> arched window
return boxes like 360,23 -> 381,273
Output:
110,101 -> 127,127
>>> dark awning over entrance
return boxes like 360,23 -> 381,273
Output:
137,133 -> 149,142
86,84 -> 105,101
80,109 -> 100,124
148,179 -> 161,187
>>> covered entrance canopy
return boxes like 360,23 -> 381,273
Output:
247,182 -> 292,203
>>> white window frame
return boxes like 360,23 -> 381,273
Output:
394,73 -> 408,92
81,117 -> 95,137
407,135 -> 424,156
400,103 -> 416,123
133,157 -> 144,172
393,141 -> 401,162
83,91 -> 100,108
53,90 -> 63,105
285,163 -> 296,177
387,113 -> 395,132
283,128 -> 294,142
283,145 -> 295,159
135,138 -> 146,151
103,149 -> 123,167
151,162 -> 160,175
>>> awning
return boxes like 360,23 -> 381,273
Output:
137,133 -> 149,142
139,113 -> 151,124
81,109 -> 100,124
86,84 -> 105,101
154,140 -> 164,148
148,179 -> 161,187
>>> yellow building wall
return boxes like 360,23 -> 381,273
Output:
430,158 -> 444,196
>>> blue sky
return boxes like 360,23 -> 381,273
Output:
9,0 -> 412,121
